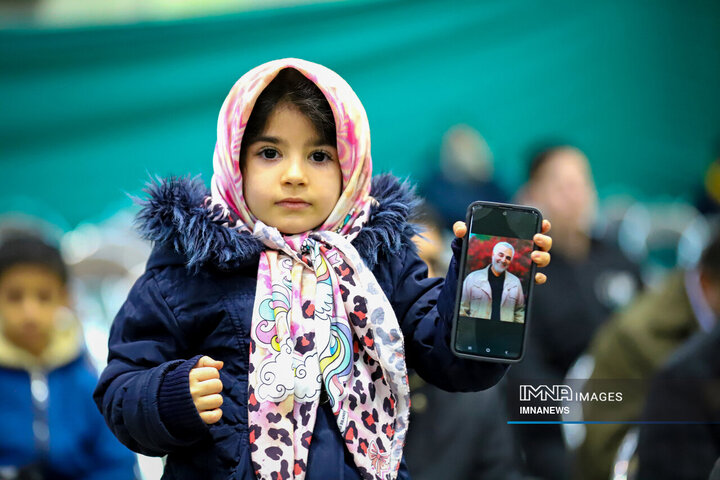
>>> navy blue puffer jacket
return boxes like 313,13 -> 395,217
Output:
94,174 -> 507,480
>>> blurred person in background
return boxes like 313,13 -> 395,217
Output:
421,124 -> 508,231
633,233 -> 720,479
404,376 -> 536,480
509,144 -> 643,479
574,230 -> 720,480
412,203 -> 449,279
0,234 -> 137,480
574,228 -> 719,479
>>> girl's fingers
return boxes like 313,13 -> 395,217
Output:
199,408 -> 223,425
195,393 -> 224,412
190,367 -> 220,382
535,272 -> 547,285
195,356 -> 224,370
533,233 -> 553,252
531,251 -> 551,268
190,378 -> 223,399
453,221 -> 467,238
541,219 -> 551,234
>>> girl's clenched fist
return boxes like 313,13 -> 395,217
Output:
189,356 -> 224,424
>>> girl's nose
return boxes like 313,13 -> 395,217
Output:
281,155 -> 308,185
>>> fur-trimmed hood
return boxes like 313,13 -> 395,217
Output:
136,173 -> 420,271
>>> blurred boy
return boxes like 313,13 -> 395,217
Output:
0,234 -> 136,480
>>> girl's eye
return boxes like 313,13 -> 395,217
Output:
310,151 -> 331,163
260,148 -> 279,160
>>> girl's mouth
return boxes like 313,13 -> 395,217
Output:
276,199 -> 311,209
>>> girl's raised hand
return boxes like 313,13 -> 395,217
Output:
189,356 -> 224,424
452,219 -> 552,285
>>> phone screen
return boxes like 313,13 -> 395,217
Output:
453,202 -> 541,361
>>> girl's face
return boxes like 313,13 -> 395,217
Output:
242,103 -> 342,235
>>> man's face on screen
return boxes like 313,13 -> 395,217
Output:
491,245 -> 513,275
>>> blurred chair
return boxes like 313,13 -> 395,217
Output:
595,194 -> 637,245
611,428 -> 639,480
561,354 -> 595,452
62,209 -> 151,371
618,200 -> 710,285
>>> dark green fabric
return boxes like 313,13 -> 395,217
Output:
1,0 -> 719,227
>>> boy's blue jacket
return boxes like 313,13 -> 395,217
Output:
0,315 -> 137,479
94,174 -> 507,480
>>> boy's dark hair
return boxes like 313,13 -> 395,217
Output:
239,68 -> 337,167
0,234 -> 68,285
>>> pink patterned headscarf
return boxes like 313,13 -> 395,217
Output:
207,59 -> 410,480
210,58 -> 373,234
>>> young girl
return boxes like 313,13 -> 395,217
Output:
94,58 -> 551,480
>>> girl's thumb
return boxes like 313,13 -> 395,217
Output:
197,355 -> 224,370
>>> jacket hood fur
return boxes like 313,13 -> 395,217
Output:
136,174 -> 421,271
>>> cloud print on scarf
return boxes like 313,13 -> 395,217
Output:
257,334 -> 296,402
292,351 -> 322,401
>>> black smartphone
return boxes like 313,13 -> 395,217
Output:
450,201 -> 543,363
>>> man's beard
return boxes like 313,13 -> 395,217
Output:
492,260 -> 508,274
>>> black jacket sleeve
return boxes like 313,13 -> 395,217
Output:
93,270 -> 209,456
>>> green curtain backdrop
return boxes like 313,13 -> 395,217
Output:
2,0 -> 719,227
